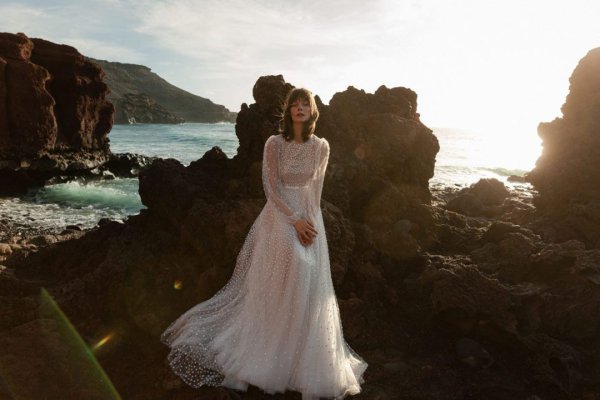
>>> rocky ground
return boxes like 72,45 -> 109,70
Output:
2,165 -> 598,400
2,74 -> 600,400
2,35 -> 600,399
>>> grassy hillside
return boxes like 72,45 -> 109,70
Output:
89,58 -> 237,124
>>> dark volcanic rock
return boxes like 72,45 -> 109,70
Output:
29,37 -> 113,152
321,84 -> 440,259
0,32 -> 114,195
528,47 -> 600,248
1,75 -> 441,399
102,152 -> 157,177
0,32 -> 57,158
446,178 -> 510,217
234,75 -> 292,169
3,73 -> 600,400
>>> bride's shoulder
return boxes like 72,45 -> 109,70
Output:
313,135 -> 329,149
265,134 -> 283,147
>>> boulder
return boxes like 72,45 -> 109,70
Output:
528,47 -> 600,248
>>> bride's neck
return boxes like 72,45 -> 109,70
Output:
292,123 -> 303,142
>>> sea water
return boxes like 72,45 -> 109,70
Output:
0,123 -> 541,236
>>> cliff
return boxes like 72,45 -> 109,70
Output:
90,58 -> 237,124
0,32 -> 114,194
528,47 -> 600,248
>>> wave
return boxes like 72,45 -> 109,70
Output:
481,167 -> 529,177
25,178 -> 144,213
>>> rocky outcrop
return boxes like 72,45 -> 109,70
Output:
2,74 -> 600,400
90,58 -> 237,124
0,33 -> 57,158
528,47 -> 600,248
0,32 -> 114,194
446,178 -> 510,217
29,38 -> 113,152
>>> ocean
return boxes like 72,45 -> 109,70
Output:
0,123 -> 541,236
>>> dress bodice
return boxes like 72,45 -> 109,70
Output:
278,135 -> 318,187
262,134 -> 330,224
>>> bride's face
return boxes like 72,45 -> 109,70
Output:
290,97 -> 311,124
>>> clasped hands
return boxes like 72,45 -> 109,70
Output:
294,219 -> 318,247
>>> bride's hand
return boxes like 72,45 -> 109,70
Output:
294,219 -> 318,247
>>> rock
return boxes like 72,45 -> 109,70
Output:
27,235 -> 59,246
528,47 -> 600,249
0,318 -> 120,399
101,170 -> 115,179
469,179 -> 511,205
446,178 -> 510,217
382,360 -> 408,373
234,75 -> 293,168
0,243 -> 12,255
97,217 -> 122,226
455,337 -> 494,368
471,232 -> 539,280
30,37 -> 113,153
103,152 -> 157,177
0,32 -> 114,195
5,72 -> 600,399
446,192 -> 485,216
0,32 -> 56,159
430,261 -> 517,335
482,221 -> 532,243
508,174 -> 527,183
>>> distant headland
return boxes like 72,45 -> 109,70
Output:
89,58 -> 237,124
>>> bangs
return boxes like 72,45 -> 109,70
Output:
279,87 -> 320,142
288,89 -> 311,105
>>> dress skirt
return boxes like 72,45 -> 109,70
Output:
161,184 -> 368,399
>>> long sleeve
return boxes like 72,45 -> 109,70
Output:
311,138 -> 330,215
262,136 -> 302,225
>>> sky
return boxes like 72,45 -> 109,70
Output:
1,0 -> 599,163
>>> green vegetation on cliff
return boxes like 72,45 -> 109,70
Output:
89,58 -> 237,124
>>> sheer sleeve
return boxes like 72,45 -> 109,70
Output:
311,138 -> 330,214
262,135 -> 301,224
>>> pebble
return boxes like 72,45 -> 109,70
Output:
0,243 -> 12,255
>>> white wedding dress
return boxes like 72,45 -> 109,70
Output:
161,134 -> 368,399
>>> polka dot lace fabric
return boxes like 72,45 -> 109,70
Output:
161,134 -> 368,399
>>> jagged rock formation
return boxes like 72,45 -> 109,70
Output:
232,75 -> 440,260
446,178 -> 510,217
528,47 -> 600,248
2,74 -> 600,400
0,32 -> 114,194
90,58 -> 237,124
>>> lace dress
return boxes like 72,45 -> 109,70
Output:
161,134 -> 368,399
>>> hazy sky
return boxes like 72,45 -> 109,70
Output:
1,0 -> 599,141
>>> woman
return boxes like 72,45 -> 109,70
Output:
161,87 -> 368,400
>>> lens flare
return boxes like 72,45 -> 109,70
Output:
0,288 -> 122,399
92,333 -> 114,351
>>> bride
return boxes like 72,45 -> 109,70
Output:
161,87 -> 368,399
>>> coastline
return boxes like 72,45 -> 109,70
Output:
1,32 -> 600,398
